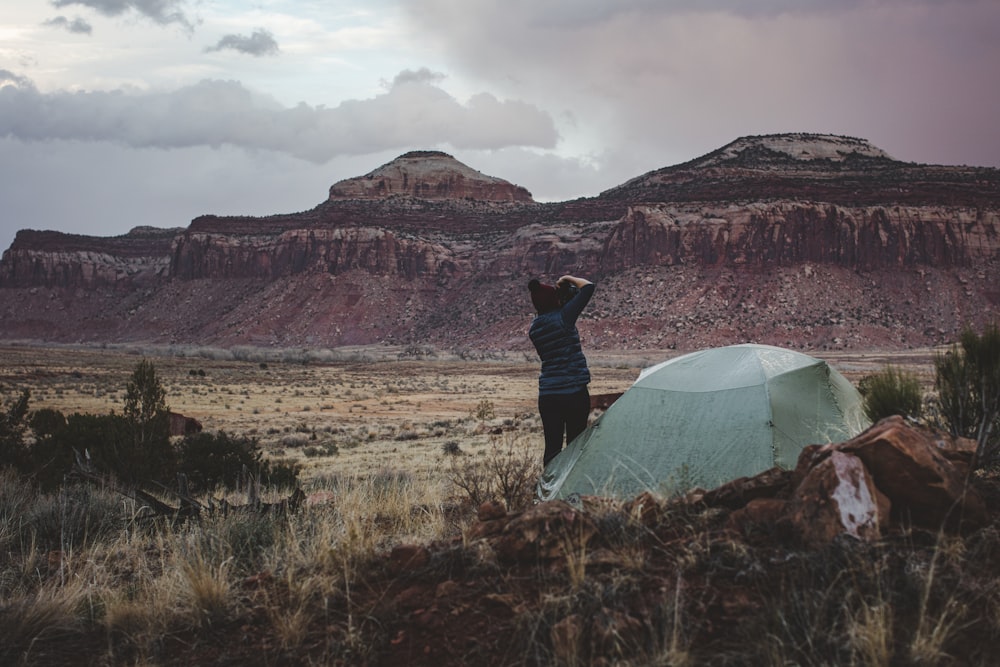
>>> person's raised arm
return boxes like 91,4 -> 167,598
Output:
557,275 -> 592,290
557,275 -> 595,324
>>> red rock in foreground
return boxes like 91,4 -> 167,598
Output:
722,416 -> 986,545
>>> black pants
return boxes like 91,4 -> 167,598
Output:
539,387 -> 590,466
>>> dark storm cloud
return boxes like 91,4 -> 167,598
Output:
50,0 -> 194,29
43,15 -> 94,34
204,29 -> 280,57
0,71 -> 557,161
402,0 -> 1000,169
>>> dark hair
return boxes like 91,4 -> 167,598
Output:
557,281 -> 579,304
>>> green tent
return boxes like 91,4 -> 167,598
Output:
538,344 -> 869,501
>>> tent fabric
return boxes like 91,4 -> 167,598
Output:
538,344 -> 869,501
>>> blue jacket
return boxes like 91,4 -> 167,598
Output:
529,283 -> 595,395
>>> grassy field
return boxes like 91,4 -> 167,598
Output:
0,344 -> 648,484
0,342 -> 941,486
6,343 -> 980,667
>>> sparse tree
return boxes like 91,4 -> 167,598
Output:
124,358 -> 168,447
119,359 -> 175,484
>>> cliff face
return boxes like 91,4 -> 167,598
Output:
1,134 -> 998,352
0,228 -> 178,289
171,228 -> 468,282
601,203 -> 998,272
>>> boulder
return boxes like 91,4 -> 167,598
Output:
786,450 -> 890,547
702,466 -> 792,510
728,418 -> 987,544
168,411 -> 203,436
831,416 -> 987,531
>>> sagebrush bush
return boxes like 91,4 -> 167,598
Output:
935,323 -> 1000,466
0,389 -> 30,472
448,432 -> 539,512
178,431 -> 301,493
859,365 -> 924,423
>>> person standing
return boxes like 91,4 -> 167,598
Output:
527,274 -> 595,466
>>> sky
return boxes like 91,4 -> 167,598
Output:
2,0 -> 999,251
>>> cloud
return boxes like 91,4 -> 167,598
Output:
390,68 -> 446,87
43,15 -> 93,34
0,70 -> 33,89
400,0 -> 1000,169
51,0 -> 194,29
205,29 -> 280,57
0,71 -> 558,161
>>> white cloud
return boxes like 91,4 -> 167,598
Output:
0,70 -> 558,160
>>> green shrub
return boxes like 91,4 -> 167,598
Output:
935,323 -> 1000,466
859,365 -> 924,423
0,390 -> 30,473
123,359 -> 169,449
24,411 -> 173,490
472,399 -> 496,421
29,408 -> 67,438
178,431 -> 262,493
264,459 -> 301,491
178,431 -> 300,493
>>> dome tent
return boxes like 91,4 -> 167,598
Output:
538,344 -> 869,501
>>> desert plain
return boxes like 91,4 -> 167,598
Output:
0,342 -> 943,489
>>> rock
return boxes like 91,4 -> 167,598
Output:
832,416 -> 988,531
167,411 -> 203,436
328,151 -> 534,202
622,491 -> 663,527
786,450 -> 890,546
2,135 -> 998,351
388,544 -> 430,573
477,500 -> 507,521
466,518 -> 506,540
727,498 -> 790,534
492,500 -> 598,563
589,392 -> 623,411
728,418 -> 987,544
702,466 -> 792,510
0,229 -> 173,289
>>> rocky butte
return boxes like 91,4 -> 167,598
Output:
1,133 -> 998,352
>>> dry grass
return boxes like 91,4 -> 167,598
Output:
0,344 -> 638,488
6,344 -> 992,667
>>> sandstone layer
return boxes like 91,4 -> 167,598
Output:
1,134 -> 998,352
